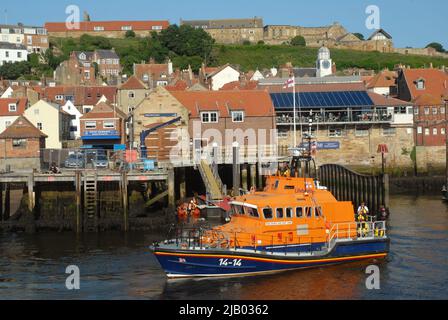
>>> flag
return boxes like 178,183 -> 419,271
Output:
283,77 -> 295,89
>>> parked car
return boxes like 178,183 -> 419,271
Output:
64,153 -> 85,168
92,154 -> 109,169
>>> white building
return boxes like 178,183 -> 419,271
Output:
0,42 -> 28,66
0,24 -> 49,54
24,100 -> 71,149
0,98 -> 28,134
208,65 -> 241,91
316,46 -> 333,78
61,100 -> 82,139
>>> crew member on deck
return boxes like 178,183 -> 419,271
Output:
357,202 -> 369,221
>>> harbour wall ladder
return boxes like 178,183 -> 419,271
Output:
198,159 -> 225,200
83,170 -> 98,231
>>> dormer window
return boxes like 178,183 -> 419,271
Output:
8,103 -> 17,112
142,74 -> 149,82
79,53 -> 86,60
416,78 -> 425,90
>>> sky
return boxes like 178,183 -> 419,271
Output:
1,0 -> 447,49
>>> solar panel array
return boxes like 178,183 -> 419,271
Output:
270,91 -> 374,109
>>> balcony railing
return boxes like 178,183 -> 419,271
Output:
276,110 -> 394,125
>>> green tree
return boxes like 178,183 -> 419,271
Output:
290,36 -> 306,46
353,33 -> 365,40
125,30 -> 136,38
0,61 -> 32,80
426,42 -> 445,53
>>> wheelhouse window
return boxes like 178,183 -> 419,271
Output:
296,207 -> 303,218
232,205 -> 245,215
315,207 -> 323,217
286,207 -> 293,218
305,207 -> 313,218
263,208 -> 273,219
276,208 -> 284,219
246,207 -> 259,218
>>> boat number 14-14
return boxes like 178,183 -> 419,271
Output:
219,258 -> 242,266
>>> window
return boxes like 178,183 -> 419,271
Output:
263,208 -> 273,219
8,103 -> 16,112
432,107 -> 438,115
5,51 -> 9,58
152,25 -> 163,30
328,128 -> 344,137
128,91 -> 135,98
414,107 -> 419,115
94,26 -> 104,31
382,127 -> 396,136
246,207 -> 259,218
17,52 -> 22,58
142,74 -> 149,82
121,26 -> 132,31
355,128 -> 369,137
55,95 -> 63,101
425,128 -> 430,135
433,128 -> 438,135
201,112 -> 218,123
305,207 -> 313,218
85,121 -> 96,129
285,207 -> 293,218
416,79 -> 425,90
232,205 -> 244,216
424,107 -> 430,115
12,139 -> 27,148
296,207 -> 303,218
37,122 -> 42,130
315,207 -> 322,217
5,120 -> 12,127
276,208 -> 284,219
34,109 -> 39,115
84,71 -> 90,79
231,111 -> 244,122
441,107 -> 446,114
442,128 -> 446,135
103,120 -> 115,129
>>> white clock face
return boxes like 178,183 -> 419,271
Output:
322,60 -> 331,69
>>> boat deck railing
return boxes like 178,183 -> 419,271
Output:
161,220 -> 387,256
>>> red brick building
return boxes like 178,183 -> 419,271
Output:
396,68 -> 448,146
0,115 -> 47,171
80,102 -> 126,149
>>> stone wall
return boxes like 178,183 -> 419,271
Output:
416,145 -> 446,173
278,125 -> 415,173
0,157 -> 41,172
48,30 -> 162,39
206,28 -> 264,44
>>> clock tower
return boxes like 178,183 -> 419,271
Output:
316,46 -> 333,77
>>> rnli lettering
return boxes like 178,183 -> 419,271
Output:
265,221 -> 293,226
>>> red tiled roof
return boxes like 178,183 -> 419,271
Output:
80,102 -> 126,120
0,115 -> 47,139
134,63 -> 169,81
171,90 -> 275,118
402,68 -> 448,101
45,20 -> 169,32
220,80 -> 259,91
367,92 -> 411,106
119,76 -> 148,90
165,80 -> 189,91
43,86 -> 117,106
366,70 -> 397,89
0,98 -> 28,116
413,93 -> 444,106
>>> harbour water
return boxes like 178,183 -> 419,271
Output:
0,193 -> 447,300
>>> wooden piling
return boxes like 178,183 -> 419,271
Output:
75,170 -> 82,234
383,174 -> 390,208
0,182 -> 3,222
167,168 -> 175,208
241,164 -> 248,191
27,173 -> 35,213
179,167 -> 187,201
122,171 -> 129,232
232,144 -> 240,196
250,164 -> 257,190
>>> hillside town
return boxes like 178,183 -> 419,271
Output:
0,16 -> 447,176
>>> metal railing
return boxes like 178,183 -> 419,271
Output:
163,220 -> 387,256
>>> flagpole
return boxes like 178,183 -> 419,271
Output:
293,77 -> 297,148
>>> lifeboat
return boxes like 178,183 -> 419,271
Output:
151,145 -> 389,278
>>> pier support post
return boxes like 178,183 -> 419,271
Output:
4,183 -> 10,220
167,168 -> 175,208
27,173 -> 35,213
241,164 -> 248,191
250,164 -> 257,190
383,174 -> 390,208
122,171 -> 129,232
232,143 -> 240,196
179,167 -> 187,201
75,170 -> 82,233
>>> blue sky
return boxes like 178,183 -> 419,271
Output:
2,0 -> 447,49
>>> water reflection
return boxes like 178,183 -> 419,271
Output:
0,194 -> 447,300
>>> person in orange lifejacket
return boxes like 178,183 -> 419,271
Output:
187,197 -> 199,221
